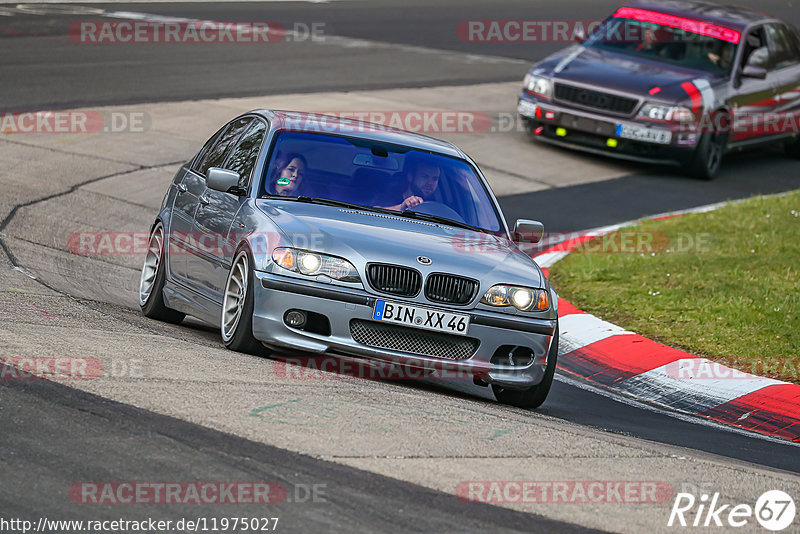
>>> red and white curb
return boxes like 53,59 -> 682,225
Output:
534,205 -> 800,443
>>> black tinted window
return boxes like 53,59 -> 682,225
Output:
767,24 -> 800,69
196,117 -> 252,176
191,127 -> 223,173
224,120 -> 267,188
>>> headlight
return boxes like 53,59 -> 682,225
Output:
272,247 -> 360,282
523,73 -> 553,98
637,103 -> 694,123
481,285 -> 550,311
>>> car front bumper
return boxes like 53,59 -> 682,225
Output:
252,271 -> 557,389
518,94 -> 701,166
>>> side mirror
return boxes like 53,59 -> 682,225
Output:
206,167 -> 244,195
514,219 -> 545,244
741,65 -> 767,80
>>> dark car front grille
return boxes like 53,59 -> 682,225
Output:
366,264 -> 422,297
425,273 -> 479,305
350,320 -> 479,360
554,83 -> 638,116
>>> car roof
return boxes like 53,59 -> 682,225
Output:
247,110 -> 466,159
623,0 -> 776,31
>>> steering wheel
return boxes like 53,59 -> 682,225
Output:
408,201 -> 465,223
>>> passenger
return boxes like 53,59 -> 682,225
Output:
382,154 -> 441,211
269,153 -> 307,196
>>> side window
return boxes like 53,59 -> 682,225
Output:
741,27 -> 770,69
195,117 -> 252,176
223,119 -> 267,188
191,127 -> 224,173
766,24 -> 800,70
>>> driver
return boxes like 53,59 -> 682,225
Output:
708,45 -> 733,70
382,154 -> 440,211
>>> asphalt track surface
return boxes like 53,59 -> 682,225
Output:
0,375 -> 600,533
1,1 -> 800,532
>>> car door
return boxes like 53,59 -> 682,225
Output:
186,117 -> 262,302
168,129 -> 223,283
180,117 -> 252,296
765,23 -> 800,137
728,26 -> 779,142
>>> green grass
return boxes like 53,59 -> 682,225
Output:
549,191 -> 800,384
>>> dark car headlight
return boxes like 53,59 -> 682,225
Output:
481,284 -> 550,312
272,247 -> 360,282
637,103 -> 694,123
523,73 -> 553,98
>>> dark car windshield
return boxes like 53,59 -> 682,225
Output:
585,7 -> 740,75
259,130 -> 504,233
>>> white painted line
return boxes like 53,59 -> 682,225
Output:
559,313 -> 634,353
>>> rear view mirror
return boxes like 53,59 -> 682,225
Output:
207,167 -> 244,195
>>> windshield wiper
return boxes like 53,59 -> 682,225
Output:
398,209 -> 483,233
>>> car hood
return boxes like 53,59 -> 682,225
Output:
256,200 -> 545,289
534,45 -> 723,104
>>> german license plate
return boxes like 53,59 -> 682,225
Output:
372,300 -> 470,336
616,124 -> 672,144
517,100 -> 538,118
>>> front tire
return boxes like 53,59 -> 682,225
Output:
139,222 -> 185,324
493,324 -> 559,409
221,246 -> 267,355
684,113 -> 729,180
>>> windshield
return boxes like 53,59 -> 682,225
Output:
585,7 -> 740,75
259,131 -> 504,233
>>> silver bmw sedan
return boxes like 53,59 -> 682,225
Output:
139,110 -> 559,408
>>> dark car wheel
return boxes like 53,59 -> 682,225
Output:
221,246 -> 268,356
684,114 -> 729,180
139,222 -> 185,324
493,324 -> 559,409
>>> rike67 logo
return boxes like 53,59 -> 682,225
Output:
668,490 -> 796,531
